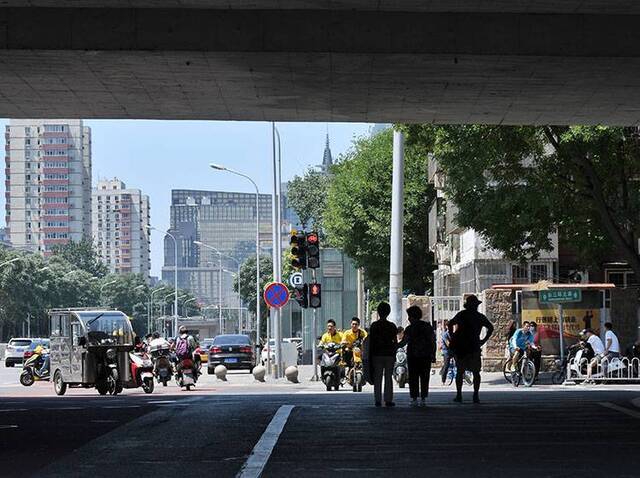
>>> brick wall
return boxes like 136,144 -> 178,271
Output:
481,289 -> 513,372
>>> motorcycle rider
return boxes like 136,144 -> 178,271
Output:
320,319 -> 343,346
175,326 -> 198,381
584,328 -> 605,379
509,321 -> 534,372
341,317 -> 367,370
34,342 -> 49,377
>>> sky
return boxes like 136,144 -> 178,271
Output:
0,119 -> 373,277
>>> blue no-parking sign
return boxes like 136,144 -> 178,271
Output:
263,282 -> 290,309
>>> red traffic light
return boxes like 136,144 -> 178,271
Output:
307,232 -> 318,244
310,284 -> 320,295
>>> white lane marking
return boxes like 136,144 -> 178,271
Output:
91,419 -> 118,424
236,405 -> 294,478
147,400 -> 176,404
599,402 -> 640,419
52,407 -> 84,410
0,409 -> 27,412
0,425 -> 18,429
101,405 -> 141,409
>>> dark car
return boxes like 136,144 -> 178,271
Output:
208,334 -> 255,373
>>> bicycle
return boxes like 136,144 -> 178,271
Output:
444,357 -> 473,386
506,348 -> 536,387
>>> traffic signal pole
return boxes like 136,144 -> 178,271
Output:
311,268 -> 319,381
389,130 -> 405,326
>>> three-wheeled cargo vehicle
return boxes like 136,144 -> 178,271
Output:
49,308 -> 135,396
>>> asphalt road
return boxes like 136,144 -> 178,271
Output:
1,364 -> 640,477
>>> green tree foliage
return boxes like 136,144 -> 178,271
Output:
402,124 -> 640,278
323,129 -> 436,294
51,239 -> 108,278
287,169 -> 331,229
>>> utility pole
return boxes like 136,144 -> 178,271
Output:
389,130 -> 405,325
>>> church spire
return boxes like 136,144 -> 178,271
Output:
322,132 -> 333,173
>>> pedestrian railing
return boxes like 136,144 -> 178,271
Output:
566,356 -> 640,382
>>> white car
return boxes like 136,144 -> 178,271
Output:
4,338 -> 37,367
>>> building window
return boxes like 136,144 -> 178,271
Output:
531,264 -> 549,282
511,264 -> 529,284
605,269 -> 636,288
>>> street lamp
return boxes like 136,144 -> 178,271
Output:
0,257 -> 20,268
194,240 -> 242,332
99,279 -> 118,307
149,286 -> 168,333
37,266 -> 50,273
146,225 -> 179,337
209,164 -> 262,342
193,241 -> 224,335
182,297 -> 196,318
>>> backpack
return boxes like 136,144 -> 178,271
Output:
176,336 -> 190,359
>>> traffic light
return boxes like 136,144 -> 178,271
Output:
309,282 -> 321,308
290,231 -> 307,269
306,231 -> 320,269
293,283 -> 308,308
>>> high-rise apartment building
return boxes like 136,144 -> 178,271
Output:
92,178 -> 150,278
4,119 -> 91,254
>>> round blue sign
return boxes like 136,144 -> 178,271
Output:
263,282 -> 290,309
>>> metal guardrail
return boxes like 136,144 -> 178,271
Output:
567,356 -> 640,382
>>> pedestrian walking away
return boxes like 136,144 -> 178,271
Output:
448,295 -> 494,404
368,302 -> 398,407
398,306 -> 436,407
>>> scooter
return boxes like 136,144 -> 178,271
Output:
20,349 -> 50,386
393,346 -> 408,389
129,351 -> 155,394
320,343 -> 342,391
149,341 -> 173,386
175,357 -> 196,390
344,340 -> 364,392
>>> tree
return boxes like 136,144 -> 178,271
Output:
51,239 -> 108,278
323,129 -> 437,294
402,124 -> 640,278
286,169 -> 331,230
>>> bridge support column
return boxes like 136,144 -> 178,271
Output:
389,130 -> 405,326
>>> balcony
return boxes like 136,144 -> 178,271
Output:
445,201 -> 464,235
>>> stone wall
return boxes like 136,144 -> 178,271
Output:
481,289 -> 513,372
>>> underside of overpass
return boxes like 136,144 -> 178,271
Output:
1,2 -> 639,124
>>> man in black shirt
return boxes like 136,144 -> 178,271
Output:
448,295 -> 494,404
368,302 -> 398,407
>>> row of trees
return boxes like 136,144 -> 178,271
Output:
0,240 -> 199,341
283,126 -> 639,301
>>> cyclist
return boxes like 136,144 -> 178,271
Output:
509,321 -> 534,372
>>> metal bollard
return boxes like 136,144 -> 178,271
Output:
284,366 -> 299,384
252,365 -> 266,382
214,364 -> 228,381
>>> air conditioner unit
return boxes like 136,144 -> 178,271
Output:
567,270 -> 589,284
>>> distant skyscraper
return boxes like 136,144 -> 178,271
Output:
92,178 -> 150,278
4,119 -> 92,255
162,189 -> 275,307
321,133 -> 333,173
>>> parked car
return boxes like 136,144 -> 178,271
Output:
4,338 -> 46,367
198,338 -> 215,363
208,334 -> 255,373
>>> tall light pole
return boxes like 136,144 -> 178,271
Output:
146,225 -> 179,337
271,122 -> 283,378
209,164 -> 261,343
194,241 -> 242,331
149,286 -> 168,333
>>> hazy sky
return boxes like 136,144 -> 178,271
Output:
0,119 -> 373,277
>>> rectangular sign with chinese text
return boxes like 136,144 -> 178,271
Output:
539,289 -> 582,304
